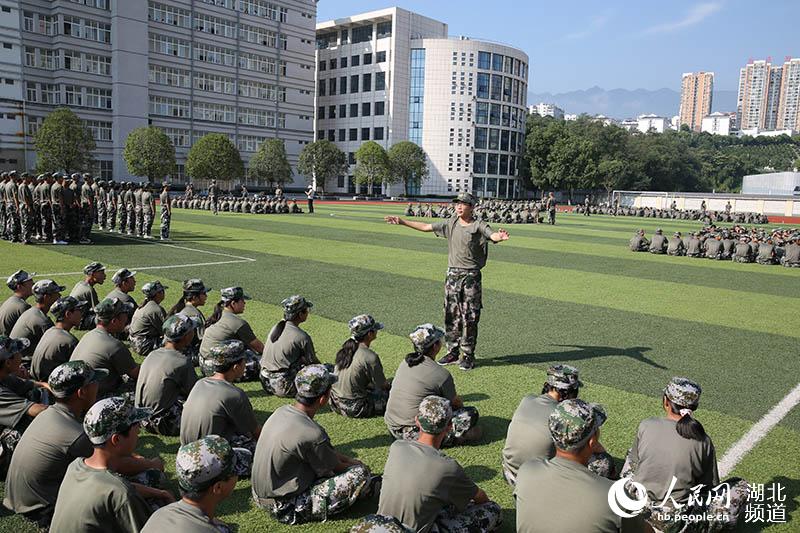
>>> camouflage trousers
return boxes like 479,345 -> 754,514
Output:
201,349 -> 261,382
502,451 -> 617,486
756,257 -> 776,265
143,210 -> 154,237
107,204 -> 117,231
136,207 -> 144,236
160,209 -> 171,239
259,364 -> 301,398
127,468 -> 169,513
130,334 -> 163,357
5,208 -> 19,241
20,207 -> 34,243
79,205 -> 92,240
0,205 -> 4,238
444,269 -> 483,360
230,434 -> 256,477
0,427 -> 22,478
330,389 -> 390,418
66,206 -> 79,241
141,401 -> 184,437
430,501 -> 503,533
254,464 -> 372,525
733,256 -> 752,263
782,258 -> 800,268
126,204 -> 135,234
390,406 -> 479,447
40,204 -> 52,241
97,203 -> 107,230
211,197 -> 218,215
51,206 -> 65,241
118,206 -> 127,233
351,514 -> 413,533
548,209 -> 556,225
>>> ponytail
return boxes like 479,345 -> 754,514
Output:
666,397 -> 706,441
270,320 -> 287,343
168,295 -> 187,316
205,301 -> 224,328
335,338 -> 360,371
405,351 -> 426,367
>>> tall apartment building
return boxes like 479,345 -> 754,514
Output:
737,57 -> 800,132
679,71 -> 713,132
776,57 -> 800,131
528,102 -> 564,119
315,7 -> 529,198
0,0 -> 316,184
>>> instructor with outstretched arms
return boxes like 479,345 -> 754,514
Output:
385,192 -> 509,370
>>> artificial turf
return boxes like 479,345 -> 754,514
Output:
0,204 -> 799,532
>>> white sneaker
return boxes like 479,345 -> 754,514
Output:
53,240 -> 68,245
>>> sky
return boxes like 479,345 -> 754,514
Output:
316,0 -> 799,94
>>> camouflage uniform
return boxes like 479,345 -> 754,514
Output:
329,389 -> 389,419
351,514 -> 413,533
389,406 -> 479,447
201,347 -> 260,382
443,268 -> 482,362
159,186 -> 171,240
259,295 -> 316,395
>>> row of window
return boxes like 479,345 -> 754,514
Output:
24,47 -> 112,76
148,96 -> 287,128
148,2 -> 287,49
472,177 -> 520,199
475,102 -> 527,130
316,127 -> 385,143
318,51 -> 386,71
162,128 -> 278,154
316,21 -> 392,50
318,72 -> 386,96
476,73 -> 526,105
317,101 -> 386,120
25,82 -> 111,109
28,116 -> 113,142
23,12 -> 111,43
149,64 -> 286,102
197,0 -> 288,22
149,34 -> 287,76
472,152 -> 519,177
474,127 -> 522,153
476,51 -> 528,79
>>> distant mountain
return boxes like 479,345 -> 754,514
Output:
528,86 -> 738,120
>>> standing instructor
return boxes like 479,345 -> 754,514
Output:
385,192 -> 508,370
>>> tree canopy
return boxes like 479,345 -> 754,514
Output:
33,108 -> 96,174
123,127 -> 176,182
388,141 -> 429,197
249,138 -> 293,189
185,133 -> 244,183
297,140 -> 348,192
354,141 -> 391,194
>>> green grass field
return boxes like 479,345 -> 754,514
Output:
1,204 -> 799,532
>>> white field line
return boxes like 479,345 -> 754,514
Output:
718,381 -> 800,478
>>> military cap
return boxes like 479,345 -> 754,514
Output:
8,170 -> 17,178
546,364 -> 583,390
33,279 -> 65,296
21,172 -> 32,179
163,313 -> 201,341
141,280 -> 168,298
0,335 -> 30,355
176,435 -> 237,492
664,377 -> 701,407
348,314 -> 384,339
98,180 -> 107,187
6,269 -> 35,290
673,232 -> 681,237
94,297 -> 135,321
36,174 -> 46,181
655,228 -> 663,234
409,323 -> 445,352
417,395 -> 453,434
295,364 -> 337,398
50,296 -> 88,321
183,279 -> 210,294
220,286 -> 251,302
0,171 -> 6,178
48,361 -> 108,399
452,192 -> 477,206
281,295 -> 312,316
53,172 -> 65,179
83,262 -> 106,275
208,339 -> 247,367
111,268 -> 137,285
70,173 -> 81,180
548,399 -> 607,452
83,396 -> 152,445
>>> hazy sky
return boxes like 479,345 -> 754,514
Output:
316,0 -> 799,93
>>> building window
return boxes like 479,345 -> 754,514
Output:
340,56 -> 348,68
329,78 -> 337,95
318,60 -> 326,71
476,102 -> 489,124
363,53 -> 372,65
327,130 -> 335,142
162,127 -> 189,147
489,103 -> 501,125
41,84 -> 61,105
149,33 -> 190,58
376,21 -> 392,38
148,2 -> 191,28
350,75 -> 359,93
409,48 -> 425,145
373,127 -> 384,140
475,127 -> 487,149
351,55 -> 360,67
492,53 -> 503,72
339,76 -> 347,94
65,85 -> 83,106
375,101 -> 385,115
349,128 -> 357,141
329,58 -> 337,70
362,73 -> 371,92
362,102 -> 371,116
478,51 -> 491,70
339,104 -> 347,118
149,95 -> 189,118
351,24 -> 372,44
375,72 -> 386,91
338,129 -> 346,142
85,120 -> 112,141
361,127 -> 370,140
328,105 -> 336,118
488,129 -> 499,150
318,82 -> 326,97
350,103 -> 358,118
376,51 -> 386,63
477,73 -> 490,99
317,106 -> 325,120
490,74 -> 503,100
316,31 -> 336,50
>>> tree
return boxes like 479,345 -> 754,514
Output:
794,157 -> 800,171
249,138 -> 292,189
353,141 -> 390,195
388,141 -> 428,196
33,108 -> 95,174
296,140 -> 348,193
123,126 -> 175,182
185,133 -> 244,186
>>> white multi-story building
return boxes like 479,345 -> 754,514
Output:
315,7 -> 529,198
701,112 -> 732,135
637,114 -> 667,133
528,102 -> 563,119
564,113 -> 578,121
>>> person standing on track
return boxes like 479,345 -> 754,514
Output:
305,185 -> 315,214
384,192 -> 509,370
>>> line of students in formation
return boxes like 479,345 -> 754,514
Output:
0,265 -> 751,532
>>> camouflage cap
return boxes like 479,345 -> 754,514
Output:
417,395 -> 453,434
546,364 -> 583,390
176,435 -> 237,493
220,286 -> 251,302
664,377 -> 701,408
33,279 -> 66,296
282,295 -> 312,316
83,262 -> 106,275
294,364 -> 337,398
111,268 -> 137,285
208,339 -> 247,367
673,232 -> 681,237
83,396 -> 153,445
162,313 -> 201,341
0,335 -> 30,355
50,296 -> 88,321
48,360 -> 109,399
94,297 -> 135,321
452,192 -> 477,206
182,278 -> 210,294
6,269 -> 35,290
549,399 -> 607,452
141,280 -> 168,298
655,228 -> 663,234
348,314 -> 384,339
409,323 -> 445,352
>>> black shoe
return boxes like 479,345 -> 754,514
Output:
437,353 -> 459,366
364,474 -> 382,499
459,357 -> 475,371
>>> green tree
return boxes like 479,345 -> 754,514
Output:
249,138 -> 293,189
354,141 -> 390,195
296,140 -> 348,193
122,126 -> 175,182
185,133 -> 244,185
794,157 -> 800,171
33,107 -> 95,174
388,141 -> 428,196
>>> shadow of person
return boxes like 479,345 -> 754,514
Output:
464,465 -> 498,483
483,344 -> 666,370
461,392 -> 490,402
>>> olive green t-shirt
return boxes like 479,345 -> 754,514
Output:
252,404 -> 339,498
70,328 -> 137,396
0,375 -> 35,429
180,377 -> 258,445
30,327 -> 79,381
135,347 -> 197,420
142,191 -> 153,212
3,403 -> 92,514
49,458 -> 152,533
378,440 -> 477,533
9,306 -> 54,361
141,500 -> 225,532
384,357 -> 457,433
627,417 -> 719,505
260,321 -> 318,372
129,301 -> 167,340
133,189 -> 142,208
106,287 -> 138,308
502,394 -> 557,479
199,311 -> 257,359
331,344 -> 386,401
0,295 -> 30,335
50,182 -> 63,206
431,217 -> 494,270
70,280 -> 100,309
159,191 -> 170,212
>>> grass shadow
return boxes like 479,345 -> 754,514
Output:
337,433 -> 396,458
461,392 -> 490,402
464,464 -> 498,483
483,344 -> 666,370
475,415 -> 511,446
